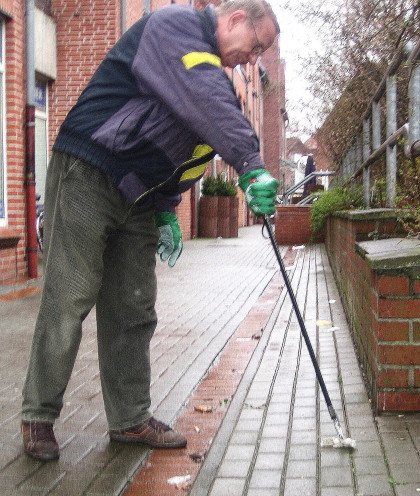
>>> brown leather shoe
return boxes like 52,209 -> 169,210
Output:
109,417 -> 187,448
21,421 -> 59,461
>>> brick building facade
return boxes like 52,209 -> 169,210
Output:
0,1 -> 27,283
0,0 -> 285,284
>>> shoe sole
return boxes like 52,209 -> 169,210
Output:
24,448 -> 60,462
109,433 -> 187,449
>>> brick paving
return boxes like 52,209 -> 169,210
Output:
0,225 -> 418,496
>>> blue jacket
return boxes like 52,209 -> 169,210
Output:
53,5 -> 263,211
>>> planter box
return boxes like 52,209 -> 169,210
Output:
230,197 -> 239,237
198,196 -> 218,238
199,196 -> 239,238
217,197 -> 231,238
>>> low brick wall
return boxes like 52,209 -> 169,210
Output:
325,209 -> 419,413
275,206 -> 312,245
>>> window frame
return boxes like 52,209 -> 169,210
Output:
35,80 -> 49,206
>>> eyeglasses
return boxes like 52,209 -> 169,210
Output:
247,18 -> 265,57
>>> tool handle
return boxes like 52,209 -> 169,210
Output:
263,216 -> 335,413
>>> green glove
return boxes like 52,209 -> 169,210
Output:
238,169 -> 279,216
154,212 -> 183,267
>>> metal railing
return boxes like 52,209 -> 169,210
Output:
333,40 -> 420,208
282,171 -> 336,205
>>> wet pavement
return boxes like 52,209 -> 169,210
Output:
0,225 -> 418,495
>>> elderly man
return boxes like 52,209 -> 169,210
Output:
21,0 -> 279,461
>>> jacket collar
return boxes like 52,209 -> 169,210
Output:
197,5 -> 218,54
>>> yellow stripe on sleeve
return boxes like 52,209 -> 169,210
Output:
181,52 -> 221,70
179,163 -> 208,182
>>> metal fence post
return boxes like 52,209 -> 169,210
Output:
363,118 -> 371,206
372,100 -> 381,150
386,74 -> 397,207
408,60 -> 420,153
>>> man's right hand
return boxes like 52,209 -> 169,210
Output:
238,169 -> 279,216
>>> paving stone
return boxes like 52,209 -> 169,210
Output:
254,452 -> 284,471
394,483 -> 420,496
353,440 -> 385,458
286,459 -> 317,478
352,427 -> 381,442
247,489 -> 279,496
288,443 -> 317,460
217,460 -> 250,478
321,464 -> 353,486
291,417 -> 316,431
283,477 -> 317,496
84,473 -> 129,496
248,468 -> 282,489
321,488 -> 355,496
357,474 -> 395,496
354,455 -> 388,475
345,393 -> 370,403
388,463 -> 420,483
258,436 -> 287,453
348,415 -> 378,428
264,412 -> 290,426
236,408 -> 264,421
235,419 -> 263,431
224,444 -> 255,461
209,477 -> 246,496
17,463 -> 67,493
289,429 -> 317,445
229,429 -> 260,445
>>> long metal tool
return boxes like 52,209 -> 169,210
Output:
263,215 -> 354,446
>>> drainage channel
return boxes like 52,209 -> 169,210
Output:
188,245 -> 298,496
241,246 -> 308,496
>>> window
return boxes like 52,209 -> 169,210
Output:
35,81 -> 48,206
0,19 -> 5,222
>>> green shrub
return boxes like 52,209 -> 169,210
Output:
395,155 -> 420,236
370,153 -> 419,236
310,186 -> 363,237
201,174 -> 237,197
201,176 -> 218,196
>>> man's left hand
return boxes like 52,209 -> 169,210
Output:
155,212 -> 183,267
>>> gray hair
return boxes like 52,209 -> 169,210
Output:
216,0 -> 280,34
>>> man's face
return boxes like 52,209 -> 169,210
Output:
217,10 -> 277,68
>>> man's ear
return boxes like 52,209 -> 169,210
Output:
227,9 -> 247,31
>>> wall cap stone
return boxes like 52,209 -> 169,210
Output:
333,208 -> 398,221
356,238 -> 420,271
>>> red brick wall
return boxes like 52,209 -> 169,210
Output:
176,191 -> 192,241
0,0 -> 27,283
325,213 -> 419,413
261,39 -> 280,182
49,0 -> 119,149
275,206 -> 313,246
126,0 -> 143,28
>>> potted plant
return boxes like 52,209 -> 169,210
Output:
199,176 -> 219,238
199,174 -> 238,238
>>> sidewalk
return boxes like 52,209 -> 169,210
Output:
0,225 -> 418,496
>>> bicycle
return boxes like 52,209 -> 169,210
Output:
36,195 -> 44,253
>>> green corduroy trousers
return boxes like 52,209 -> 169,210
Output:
22,152 -> 159,429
